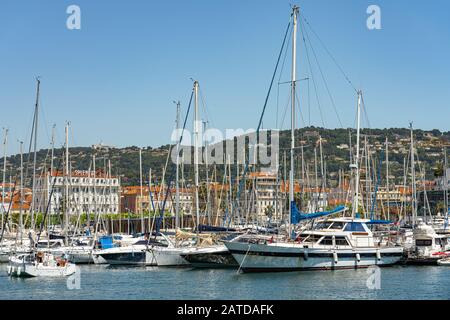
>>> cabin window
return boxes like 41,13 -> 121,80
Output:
416,239 -> 432,246
335,236 -> 349,246
304,234 -> 322,243
320,236 -> 333,245
329,222 -> 345,230
315,222 -> 333,229
344,223 -> 366,232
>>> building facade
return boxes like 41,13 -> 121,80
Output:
34,170 -> 120,215
120,186 -> 193,215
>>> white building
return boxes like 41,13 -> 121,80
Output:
250,171 -> 284,221
34,170 -> 120,215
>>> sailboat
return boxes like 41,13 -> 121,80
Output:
224,6 -> 404,272
7,251 -> 76,277
147,81 -> 203,267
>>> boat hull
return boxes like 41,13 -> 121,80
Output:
181,246 -> 238,268
97,245 -> 157,266
65,247 -> 95,264
7,258 -> 76,278
100,250 -> 148,265
225,241 -> 403,273
149,247 -> 190,266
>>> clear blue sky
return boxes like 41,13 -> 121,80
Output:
1,0 -> 450,156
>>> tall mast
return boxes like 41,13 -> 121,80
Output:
301,143 -> 305,184
193,81 -> 200,233
175,101 -> 181,230
92,154 -> 98,237
410,122 -> 417,226
352,91 -> 362,218
31,77 -> 40,229
386,137 -> 390,221
444,146 -> 448,229
288,5 -> 298,236
203,120 -> 211,225
64,122 -> 70,244
139,147 -> 144,233
50,124 -> 56,174
364,136 -> 369,213
1,128 -> 8,229
319,136 -> 324,207
19,140 -> 24,243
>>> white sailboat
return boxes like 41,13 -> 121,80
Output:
147,81 -> 201,267
7,251 -> 76,278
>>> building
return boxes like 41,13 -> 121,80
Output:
34,170 -> 120,215
0,183 -> 32,214
250,171 -> 286,221
120,185 -> 193,215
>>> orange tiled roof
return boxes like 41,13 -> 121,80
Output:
46,169 -> 117,179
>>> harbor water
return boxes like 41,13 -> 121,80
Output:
0,264 -> 449,300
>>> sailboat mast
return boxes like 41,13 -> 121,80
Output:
386,137 -> 390,221
444,146 -> 448,229
288,5 -> 298,236
410,122 -> 417,226
193,81 -> 200,233
139,147 -> 144,233
1,128 -> 7,229
19,140 -> 24,243
203,120 -> 211,225
175,101 -> 180,230
64,122 -> 70,244
31,77 -> 40,229
352,91 -> 362,218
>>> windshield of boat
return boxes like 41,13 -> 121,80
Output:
314,221 -> 345,230
298,234 -> 323,244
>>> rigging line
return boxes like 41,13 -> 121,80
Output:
360,94 -> 372,129
24,104 -> 37,187
300,12 -> 358,94
302,19 -> 343,128
153,90 -> 194,235
276,23 -> 293,128
228,18 -> 292,227
69,125 -> 78,149
39,100 -> 51,146
199,86 -> 214,129
295,89 -> 306,128
36,153 -> 64,243
307,77 -> 311,127
276,83 -> 280,128
279,90 -> 292,130
300,18 -> 325,128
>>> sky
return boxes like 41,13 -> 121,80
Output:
1,0 -> 450,156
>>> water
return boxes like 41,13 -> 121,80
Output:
0,264 -> 449,300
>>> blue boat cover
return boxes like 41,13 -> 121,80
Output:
290,202 -> 346,225
197,224 -> 237,232
366,220 -> 393,225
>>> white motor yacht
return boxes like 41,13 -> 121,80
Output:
225,217 -> 404,272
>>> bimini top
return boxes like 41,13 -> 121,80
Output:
290,201 -> 347,224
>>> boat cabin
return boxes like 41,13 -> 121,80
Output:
296,218 -> 376,248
